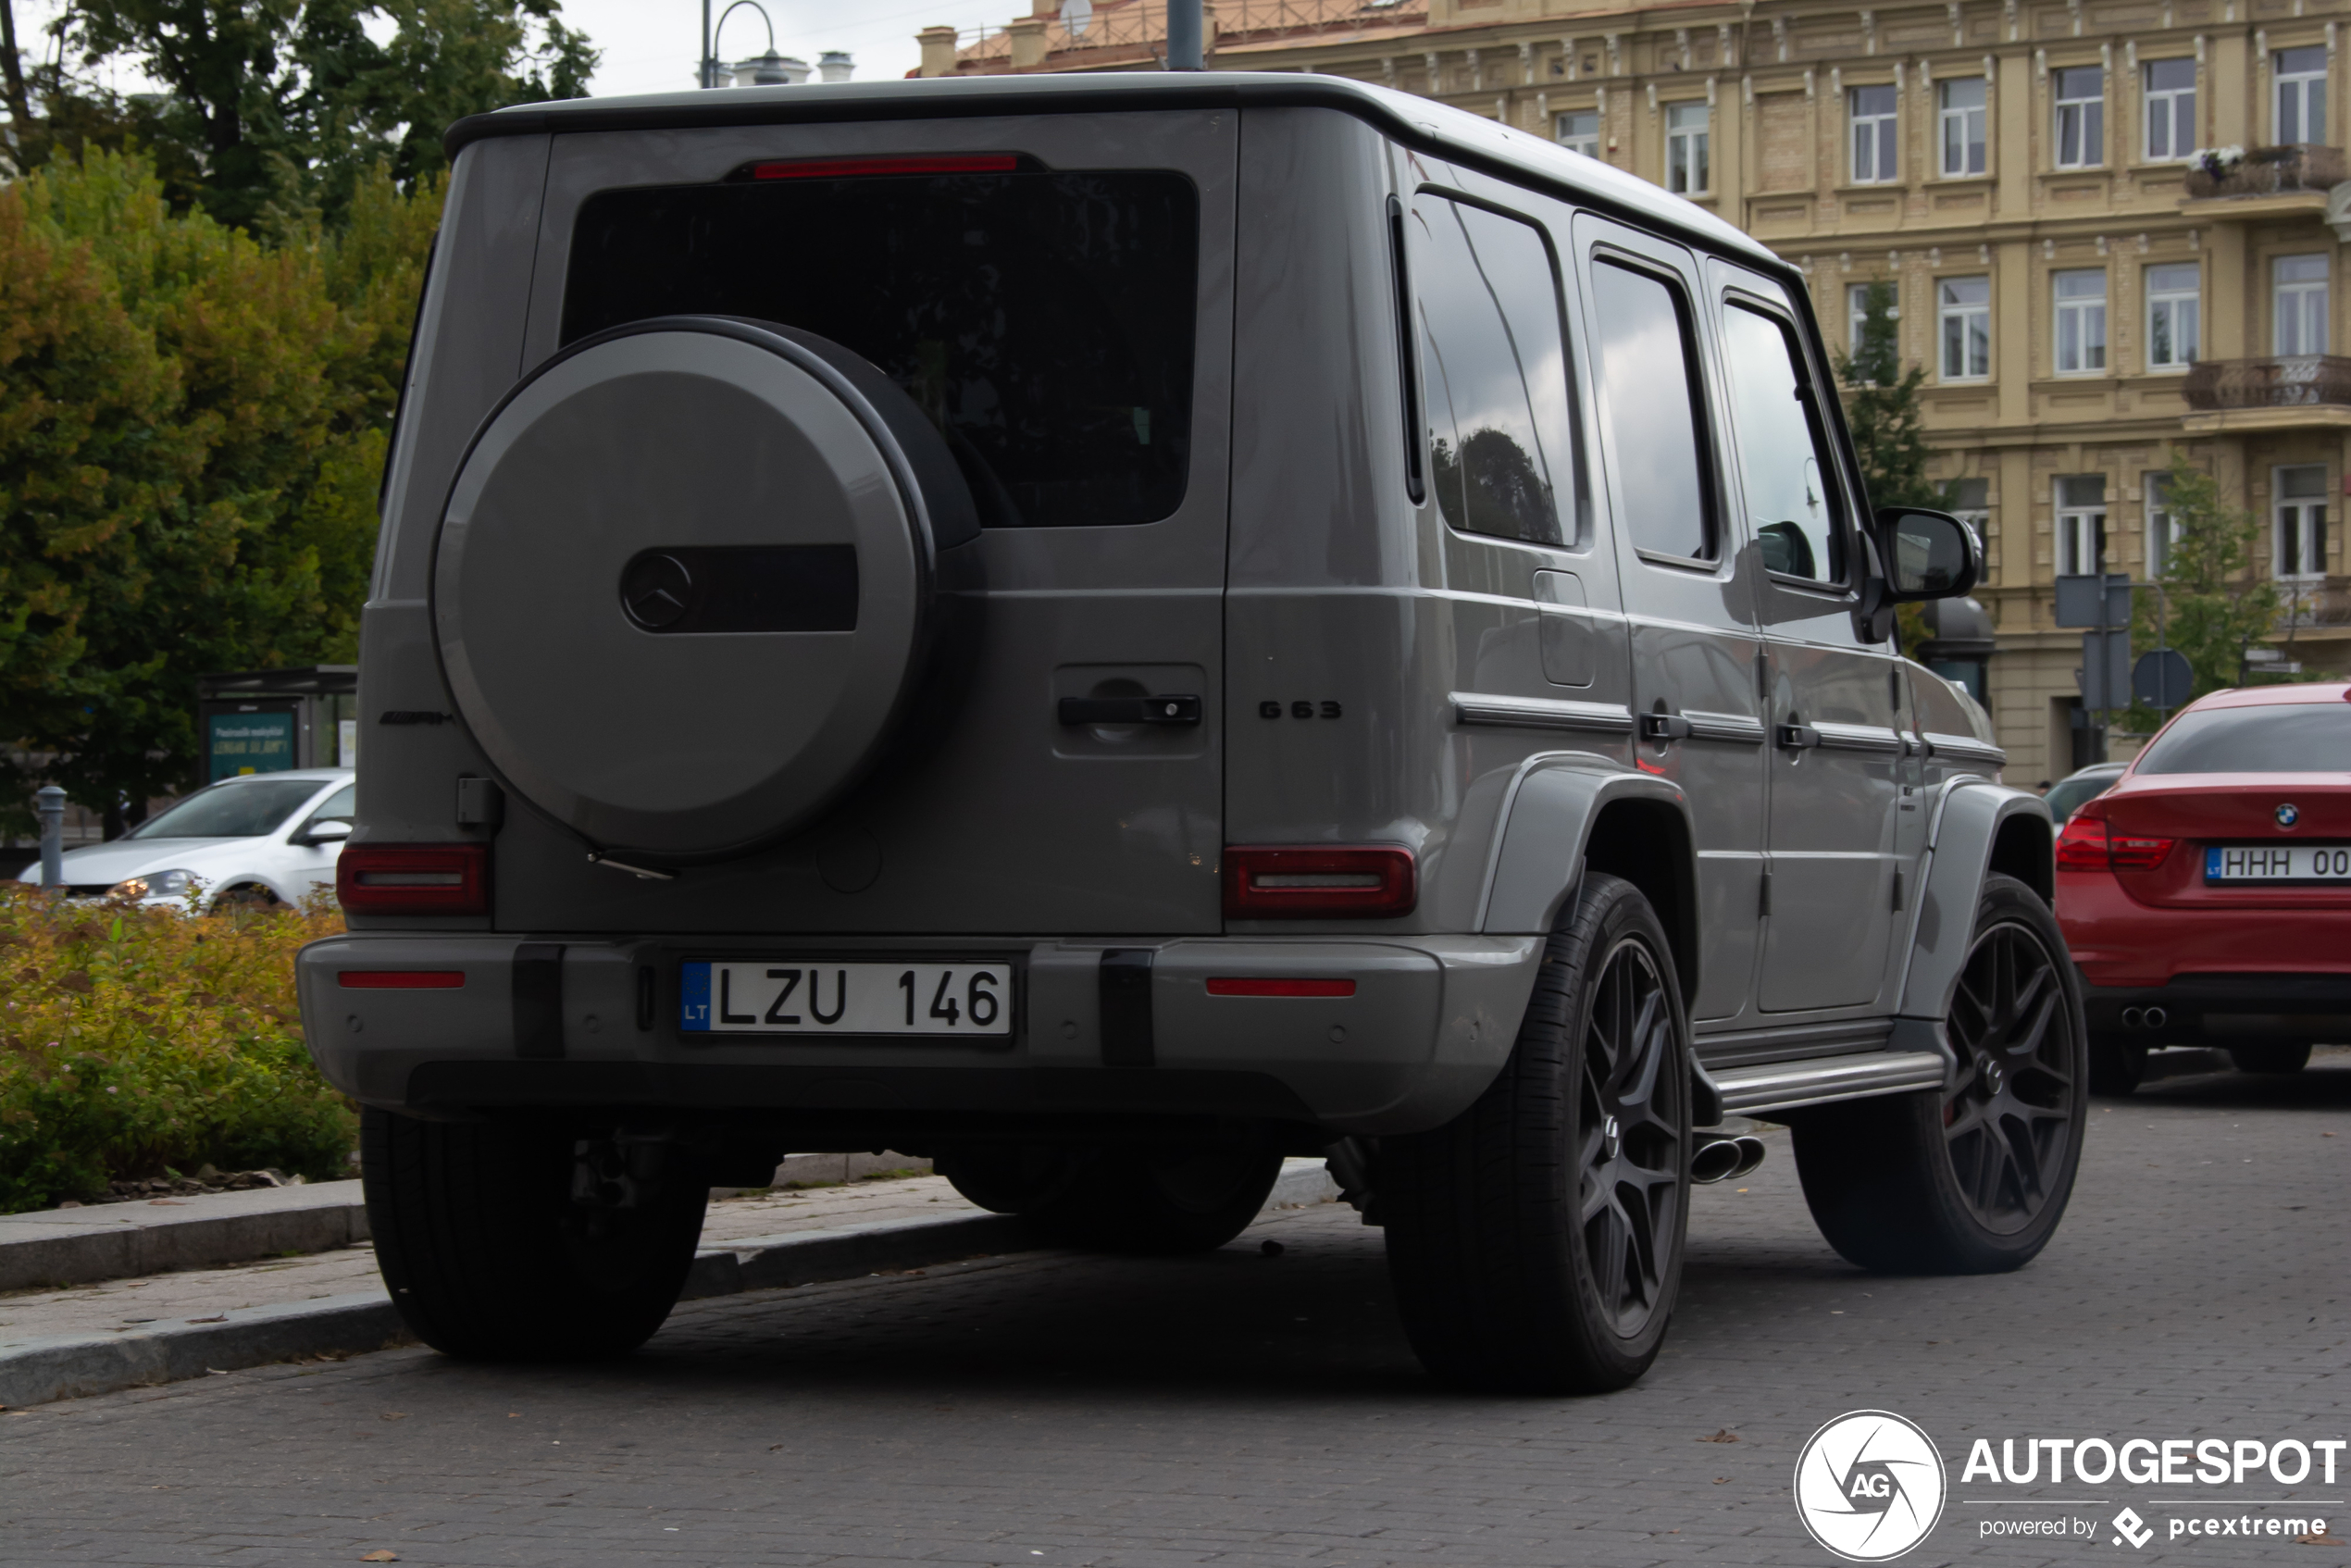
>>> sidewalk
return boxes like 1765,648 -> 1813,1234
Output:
0,1160 -> 1341,1408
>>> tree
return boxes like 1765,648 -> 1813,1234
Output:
2117,453 -> 2286,731
1832,280 -> 1957,657
28,0 -> 595,230
0,149 -> 439,836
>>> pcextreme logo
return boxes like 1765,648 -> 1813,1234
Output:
1793,1411 -> 1950,1562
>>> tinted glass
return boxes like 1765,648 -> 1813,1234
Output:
1722,304 -> 1842,581
1412,198 -> 1575,547
304,785 -> 356,826
128,780 -> 326,840
563,169 -> 1200,529
1592,260 -> 1713,560
2137,705 -> 2351,774
2044,769 -> 2118,823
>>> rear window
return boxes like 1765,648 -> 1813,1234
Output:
2136,703 -> 2351,774
128,779 -> 326,840
560,166 -> 1200,529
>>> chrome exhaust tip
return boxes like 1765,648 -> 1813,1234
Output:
2121,1006 -> 2145,1029
1727,1135 -> 1767,1180
2145,1006 -> 2167,1029
1691,1135 -> 1757,1184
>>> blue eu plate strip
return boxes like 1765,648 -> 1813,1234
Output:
679,962 -> 712,1031
2206,847 -> 2222,877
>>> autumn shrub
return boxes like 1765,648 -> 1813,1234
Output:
0,883 -> 354,1213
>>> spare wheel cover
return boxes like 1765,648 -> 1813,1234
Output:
434,319 -> 942,860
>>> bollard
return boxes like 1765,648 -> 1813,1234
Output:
35,785 -> 66,890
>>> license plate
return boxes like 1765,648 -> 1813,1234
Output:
2204,844 -> 2351,883
678,961 -> 1014,1037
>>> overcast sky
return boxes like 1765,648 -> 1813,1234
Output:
11,0 -> 1022,100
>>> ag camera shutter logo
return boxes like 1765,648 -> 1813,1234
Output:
1794,1411 -> 1948,1561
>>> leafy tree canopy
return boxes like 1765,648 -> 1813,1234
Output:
2117,453 -> 2289,731
0,149 -> 439,834
7,0 -> 595,230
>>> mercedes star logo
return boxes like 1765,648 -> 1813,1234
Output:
620,553 -> 693,630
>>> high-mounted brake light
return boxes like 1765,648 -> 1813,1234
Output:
2054,815 -> 2174,873
1205,977 -> 1358,998
750,155 -> 1019,180
1223,846 -> 1416,919
337,844 -> 491,916
339,971 -> 466,989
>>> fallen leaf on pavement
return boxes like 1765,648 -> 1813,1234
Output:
361,1553 -> 400,1562
1698,1429 -> 1741,1443
2298,1533 -> 2345,1545
380,1412 -> 406,1421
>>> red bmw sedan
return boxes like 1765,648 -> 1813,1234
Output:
2056,682 -> 2351,1093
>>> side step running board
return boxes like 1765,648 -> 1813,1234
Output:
1704,1050 -> 1949,1118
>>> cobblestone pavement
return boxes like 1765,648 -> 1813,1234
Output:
0,1052 -> 2344,1567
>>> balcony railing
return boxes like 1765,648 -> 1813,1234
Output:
2183,355 -> 2351,410
2183,143 -> 2347,197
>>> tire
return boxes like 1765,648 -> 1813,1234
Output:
1791,874 -> 2086,1275
363,1107 -> 708,1361
938,1143 -> 1283,1255
2227,1041 -> 2312,1075
2086,1030 -> 2146,1096
1382,871 -> 1691,1395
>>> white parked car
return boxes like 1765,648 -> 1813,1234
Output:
17,769 -> 355,909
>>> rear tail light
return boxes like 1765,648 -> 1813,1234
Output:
750,154 -> 1019,180
337,844 -> 490,915
1223,846 -> 1416,919
1205,977 -> 1358,998
338,971 -> 466,989
2054,815 -> 2174,872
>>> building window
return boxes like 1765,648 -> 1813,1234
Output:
2058,475 -> 2108,577
1938,276 -> 1991,380
1850,84 -> 1898,183
2275,45 -> 2327,143
2275,254 -> 2329,356
1847,281 -> 1897,354
1666,102 -> 1710,193
2146,264 -> 2200,370
1939,78 -> 1987,175
2054,66 -> 2105,169
2276,465 -> 2329,579
1555,109 -> 1600,156
2054,269 -> 2108,374
2146,472 -> 2181,577
2144,58 -> 2196,161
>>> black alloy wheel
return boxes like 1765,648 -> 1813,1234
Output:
1383,871 -> 1692,1393
1577,935 -> 1685,1338
1790,873 -> 2087,1275
1940,917 -> 2078,1236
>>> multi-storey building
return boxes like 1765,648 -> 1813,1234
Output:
922,0 -> 2351,782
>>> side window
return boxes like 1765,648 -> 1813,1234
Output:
1721,303 -> 1847,583
1412,197 -> 1575,547
302,785 -> 356,828
1590,258 -> 1715,562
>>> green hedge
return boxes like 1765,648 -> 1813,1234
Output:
0,884 -> 355,1213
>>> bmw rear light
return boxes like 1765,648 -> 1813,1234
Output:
1223,846 -> 1416,919
337,844 -> 490,915
2053,815 -> 2174,872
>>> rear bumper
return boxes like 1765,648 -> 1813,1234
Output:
295,932 -> 1544,1138
2059,870 -> 2351,988
2081,971 -> 2351,1043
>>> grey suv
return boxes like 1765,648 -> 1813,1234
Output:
297,73 -> 2084,1393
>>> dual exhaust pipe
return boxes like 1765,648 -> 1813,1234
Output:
1690,1134 -> 1767,1185
2120,1005 -> 2169,1030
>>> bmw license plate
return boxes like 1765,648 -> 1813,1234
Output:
679,961 -> 1014,1037
2204,845 -> 2351,883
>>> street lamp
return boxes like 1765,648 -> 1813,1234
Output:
701,0 -> 777,89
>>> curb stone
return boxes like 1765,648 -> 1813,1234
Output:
0,1157 -> 1339,1410
0,1181 -> 369,1292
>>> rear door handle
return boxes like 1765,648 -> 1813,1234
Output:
1059,694 -> 1201,726
1640,712 -> 1694,741
1776,722 -> 1822,750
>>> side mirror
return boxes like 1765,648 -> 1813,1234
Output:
1875,507 -> 1982,601
300,818 -> 355,845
